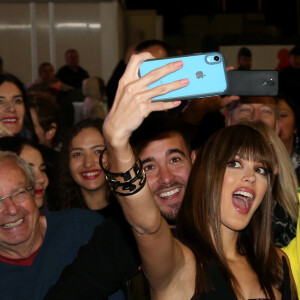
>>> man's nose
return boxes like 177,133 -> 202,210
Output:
158,165 -> 175,184
2,197 -> 18,215
251,109 -> 260,121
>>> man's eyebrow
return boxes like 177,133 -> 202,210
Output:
260,104 -> 275,108
167,148 -> 187,157
141,157 -> 154,165
141,149 -> 187,165
7,184 -> 27,195
70,147 -> 83,152
90,145 -> 106,150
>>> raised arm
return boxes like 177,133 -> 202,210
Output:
102,52 -> 191,293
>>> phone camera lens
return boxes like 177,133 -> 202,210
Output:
214,56 -> 219,61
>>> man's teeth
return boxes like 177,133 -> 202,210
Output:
159,188 -> 180,198
233,191 -> 253,200
2,218 -> 23,229
82,171 -> 99,176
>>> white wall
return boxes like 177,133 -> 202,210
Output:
220,45 -> 294,70
0,1 -> 121,85
124,10 -> 163,48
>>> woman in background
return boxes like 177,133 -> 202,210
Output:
277,95 -> 300,182
0,135 -> 49,208
51,118 -> 120,218
82,76 -> 108,120
244,120 -> 299,247
0,73 -> 37,140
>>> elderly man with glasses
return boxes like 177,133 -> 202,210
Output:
0,151 -> 124,300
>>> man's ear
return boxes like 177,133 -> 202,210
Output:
191,150 -> 197,164
45,123 -> 57,141
224,108 -> 232,127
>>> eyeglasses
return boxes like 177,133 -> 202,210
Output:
0,187 -> 33,209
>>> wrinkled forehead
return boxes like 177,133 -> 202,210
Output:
240,96 -> 277,105
228,96 -> 277,113
0,159 -> 28,190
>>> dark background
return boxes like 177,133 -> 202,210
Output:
125,0 -> 299,37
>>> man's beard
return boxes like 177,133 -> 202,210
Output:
160,199 -> 182,226
154,181 -> 185,226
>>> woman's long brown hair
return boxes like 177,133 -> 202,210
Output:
49,118 -> 106,210
176,124 -> 289,299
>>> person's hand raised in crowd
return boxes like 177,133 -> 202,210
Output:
103,52 -> 188,155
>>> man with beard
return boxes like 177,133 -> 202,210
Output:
44,115 -> 196,300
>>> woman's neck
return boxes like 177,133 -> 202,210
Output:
220,225 -> 240,260
282,138 -> 294,155
80,186 -> 109,210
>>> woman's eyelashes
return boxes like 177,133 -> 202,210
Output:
227,160 -> 242,168
254,166 -> 268,176
227,159 -> 268,176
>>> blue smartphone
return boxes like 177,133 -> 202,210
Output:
138,52 -> 228,102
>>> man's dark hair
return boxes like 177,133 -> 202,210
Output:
64,48 -> 78,58
130,114 -> 196,154
28,92 -> 63,147
238,47 -> 252,58
38,62 -> 53,75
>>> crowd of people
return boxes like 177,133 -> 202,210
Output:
0,40 -> 299,300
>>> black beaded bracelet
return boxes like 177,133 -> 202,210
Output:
99,148 -> 146,196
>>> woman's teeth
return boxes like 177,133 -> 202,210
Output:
82,171 -> 99,176
233,190 -> 253,199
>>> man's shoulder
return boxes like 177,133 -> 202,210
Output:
280,66 -> 300,74
92,215 -> 139,253
56,65 -> 69,74
77,65 -> 89,76
44,209 -> 104,229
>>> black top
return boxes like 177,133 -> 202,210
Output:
191,256 -> 291,300
278,66 -> 300,98
56,65 -> 89,89
272,201 -> 297,248
43,215 -> 141,299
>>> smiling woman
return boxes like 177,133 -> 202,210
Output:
0,73 -> 37,141
50,118 -> 120,218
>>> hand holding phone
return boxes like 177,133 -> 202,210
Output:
138,52 -> 228,102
